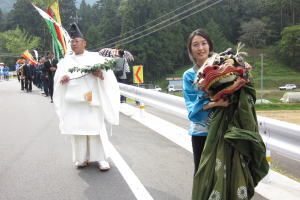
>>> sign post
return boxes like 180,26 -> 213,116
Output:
133,65 -> 143,108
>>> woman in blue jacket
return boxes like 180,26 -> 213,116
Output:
183,29 -> 230,173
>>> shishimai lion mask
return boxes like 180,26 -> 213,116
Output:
196,43 -> 251,101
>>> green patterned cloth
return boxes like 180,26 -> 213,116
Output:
192,83 -> 269,200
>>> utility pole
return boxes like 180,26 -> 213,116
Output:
260,53 -> 264,102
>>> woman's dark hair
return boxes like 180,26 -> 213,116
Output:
118,49 -> 125,57
187,29 -> 214,63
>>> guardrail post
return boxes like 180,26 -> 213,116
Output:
139,102 -> 145,118
262,149 -> 271,183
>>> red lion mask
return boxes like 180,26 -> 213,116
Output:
196,47 -> 250,101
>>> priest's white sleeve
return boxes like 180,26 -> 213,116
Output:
97,69 -> 120,125
53,59 -> 68,123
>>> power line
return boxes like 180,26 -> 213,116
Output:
0,52 -> 20,57
89,0 -> 211,50
118,0 -> 223,47
0,55 -> 20,57
0,52 -> 19,55
87,0 -> 198,49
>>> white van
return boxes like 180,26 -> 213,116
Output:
167,85 -> 182,92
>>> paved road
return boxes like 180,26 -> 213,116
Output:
0,79 -> 267,199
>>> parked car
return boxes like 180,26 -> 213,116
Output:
149,85 -> 162,92
167,84 -> 182,92
278,84 -> 297,90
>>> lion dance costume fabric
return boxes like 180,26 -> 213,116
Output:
192,46 -> 269,200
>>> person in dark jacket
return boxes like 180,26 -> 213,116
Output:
44,52 -> 58,103
113,50 -> 130,103
23,60 -> 35,92
40,57 -> 49,96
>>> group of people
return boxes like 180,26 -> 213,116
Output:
16,52 -> 57,103
0,63 -> 10,81
32,21 -> 266,199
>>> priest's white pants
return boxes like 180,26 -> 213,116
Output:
71,135 -> 106,163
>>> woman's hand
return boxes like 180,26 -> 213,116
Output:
203,98 -> 230,110
60,75 -> 70,85
214,98 -> 230,107
92,70 -> 104,80
245,62 -> 253,71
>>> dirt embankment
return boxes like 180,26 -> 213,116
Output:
256,110 -> 300,125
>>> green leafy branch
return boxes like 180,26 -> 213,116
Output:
68,59 -> 116,74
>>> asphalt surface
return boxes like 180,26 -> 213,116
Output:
0,79 -> 269,200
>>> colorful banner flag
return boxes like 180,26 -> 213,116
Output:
21,49 -> 38,66
32,3 -> 71,58
48,1 -> 67,55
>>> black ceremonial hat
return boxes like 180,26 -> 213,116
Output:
70,22 -> 84,39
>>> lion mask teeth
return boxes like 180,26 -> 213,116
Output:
201,64 -> 247,100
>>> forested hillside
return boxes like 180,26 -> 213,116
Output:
0,0 -> 299,83
0,0 -> 16,13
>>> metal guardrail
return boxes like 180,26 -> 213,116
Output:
120,83 -> 300,161
119,83 -> 188,119
258,116 -> 300,161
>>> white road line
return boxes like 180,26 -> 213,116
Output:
107,141 -> 153,200
120,103 -> 192,153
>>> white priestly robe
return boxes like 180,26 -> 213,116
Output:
53,51 -> 120,160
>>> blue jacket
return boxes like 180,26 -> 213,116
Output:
182,67 -> 213,136
4,66 -> 10,75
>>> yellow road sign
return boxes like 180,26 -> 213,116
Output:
133,65 -> 143,83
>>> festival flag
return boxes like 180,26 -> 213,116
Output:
47,0 -> 67,56
32,3 -> 71,59
21,49 -> 38,66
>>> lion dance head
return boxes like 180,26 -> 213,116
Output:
196,45 -> 251,101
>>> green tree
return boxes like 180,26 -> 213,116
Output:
78,0 -> 92,34
86,24 -> 99,47
6,0 -> 47,41
262,0 -> 300,43
205,19 -> 232,52
59,0 -> 77,28
0,9 -> 3,32
239,18 -> 269,48
94,0 -> 121,50
264,0 -> 300,27
279,25 -> 300,69
0,26 -> 41,54
31,0 -> 56,7
115,0 -> 188,80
